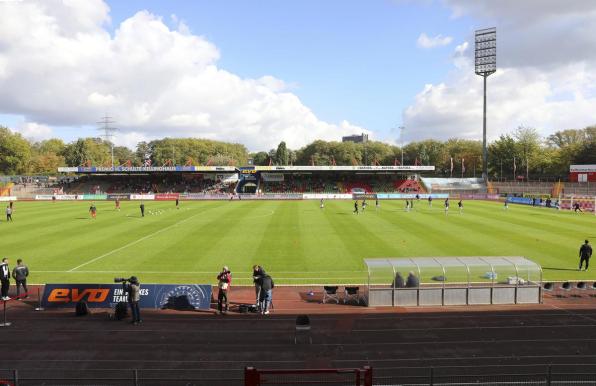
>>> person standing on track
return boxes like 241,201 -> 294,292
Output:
258,272 -> 274,315
217,266 -> 232,314
252,265 -> 264,309
12,259 -> 29,299
0,258 -> 10,301
579,240 -> 592,271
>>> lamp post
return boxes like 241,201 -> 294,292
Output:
475,27 -> 496,182
398,126 -> 405,165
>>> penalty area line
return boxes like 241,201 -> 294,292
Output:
68,209 -> 205,272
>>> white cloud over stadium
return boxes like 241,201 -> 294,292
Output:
402,0 -> 596,142
0,0 -> 363,150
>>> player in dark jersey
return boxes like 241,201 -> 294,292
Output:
140,202 -> 145,217
444,198 -> 449,215
176,197 -> 180,209
574,203 -> 583,213
458,200 -> 463,214
353,201 -> 359,215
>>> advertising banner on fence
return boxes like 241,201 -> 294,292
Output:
507,196 -> 533,205
41,283 -> 212,310
458,194 -> 500,200
184,193 -> 231,200
130,194 -> 155,200
0,196 -> 17,202
35,194 -> 81,200
107,194 -> 130,200
82,194 -> 108,200
353,193 -> 378,200
376,193 -> 449,199
155,193 -> 180,200
302,193 -> 352,200
244,194 -> 303,200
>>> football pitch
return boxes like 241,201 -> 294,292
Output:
1,200 -> 594,285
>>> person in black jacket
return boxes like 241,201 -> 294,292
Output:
0,258 -> 10,300
579,240 -> 593,271
252,265 -> 264,308
393,272 -> 405,288
406,271 -> 420,288
139,202 -> 145,217
258,273 -> 274,315
12,259 -> 29,299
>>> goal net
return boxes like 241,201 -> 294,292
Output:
558,195 -> 596,214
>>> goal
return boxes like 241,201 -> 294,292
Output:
558,195 -> 596,214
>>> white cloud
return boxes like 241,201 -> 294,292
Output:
0,0 -> 361,151
15,121 -> 53,141
403,1 -> 596,142
417,33 -> 453,48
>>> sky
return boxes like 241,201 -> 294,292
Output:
1,0 -> 596,152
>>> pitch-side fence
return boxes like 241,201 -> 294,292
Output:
0,364 -> 595,385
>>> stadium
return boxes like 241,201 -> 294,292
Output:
1,1 -> 596,385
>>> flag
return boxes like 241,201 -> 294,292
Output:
450,157 -> 454,175
513,156 -> 516,178
461,158 -> 465,174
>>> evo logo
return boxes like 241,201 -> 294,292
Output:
47,288 -> 110,303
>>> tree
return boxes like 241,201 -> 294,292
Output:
513,126 -> 542,179
251,151 -> 269,166
488,135 -> 518,179
275,141 -> 289,165
62,138 -> 111,166
0,127 -> 32,174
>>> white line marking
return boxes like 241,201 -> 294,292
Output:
68,209 -> 206,272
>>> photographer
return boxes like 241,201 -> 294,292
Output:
216,266 -> 231,314
121,276 -> 142,325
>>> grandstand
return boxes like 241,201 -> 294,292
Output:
45,165 -> 433,198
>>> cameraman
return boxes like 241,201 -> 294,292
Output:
126,276 -> 142,325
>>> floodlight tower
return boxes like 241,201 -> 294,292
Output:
475,27 -> 496,181
97,115 -> 118,169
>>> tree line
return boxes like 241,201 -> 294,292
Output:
0,125 -> 594,179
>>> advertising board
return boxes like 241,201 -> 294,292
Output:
155,193 -> 180,200
130,194 -> 155,200
41,283 -> 212,310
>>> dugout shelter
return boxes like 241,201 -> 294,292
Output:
365,256 -> 542,307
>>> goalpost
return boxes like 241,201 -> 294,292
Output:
558,194 -> 596,214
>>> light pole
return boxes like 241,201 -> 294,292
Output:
398,126 -> 405,165
475,27 -> 496,181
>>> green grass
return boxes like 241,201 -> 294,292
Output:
1,200 -> 594,285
